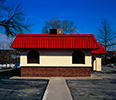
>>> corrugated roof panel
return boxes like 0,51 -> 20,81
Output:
58,36 -> 60,48
56,36 -> 58,48
39,36 -> 41,48
77,36 -> 79,49
46,36 -> 48,48
17,36 -> 20,48
24,37 -> 25,48
19,36 -> 22,48
22,36 -> 23,48
27,36 -> 29,48
44,36 -> 46,48
10,34 -> 101,50
53,37 -> 55,48
64,36 -> 66,48
80,36 -> 82,49
29,36 -> 30,48
85,37 -> 87,48
32,36 -> 34,48
86,37 -> 88,49
82,37 -> 84,49
28,37 -> 30,48
89,37 -> 91,48
34,37 -> 37,48
22,37 -> 25,48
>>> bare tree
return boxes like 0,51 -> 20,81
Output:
0,0 -> 33,37
96,18 -> 116,64
0,48 -> 16,68
42,18 -> 79,34
0,50 -> 11,67
96,18 -> 116,51
0,38 -> 16,67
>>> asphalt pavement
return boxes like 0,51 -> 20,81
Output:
66,66 -> 116,100
0,77 -> 48,100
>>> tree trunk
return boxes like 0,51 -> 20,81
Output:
105,54 -> 107,65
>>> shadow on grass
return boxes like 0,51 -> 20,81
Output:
0,68 -> 21,77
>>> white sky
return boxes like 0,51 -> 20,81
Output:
0,33 -> 15,49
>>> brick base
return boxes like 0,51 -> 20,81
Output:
21,67 -> 91,77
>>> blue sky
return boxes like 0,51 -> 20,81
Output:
5,0 -> 116,34
0,0 -> 116,48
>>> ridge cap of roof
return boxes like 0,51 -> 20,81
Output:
17,34 -> 94,37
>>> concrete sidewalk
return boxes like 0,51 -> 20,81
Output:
42,77 -> 73,100
10,74 -> 103,80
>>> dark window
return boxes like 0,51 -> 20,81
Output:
27,50 -> 39,63
72,50 -> 85,64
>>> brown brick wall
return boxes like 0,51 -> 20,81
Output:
21,67 -> 91,77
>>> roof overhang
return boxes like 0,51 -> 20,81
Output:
91,44 -> 107,54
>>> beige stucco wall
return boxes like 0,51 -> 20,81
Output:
96,57 -> 101,71
20,50 -> 92,67
93,60 -> 96,71
20,55 -> 27,66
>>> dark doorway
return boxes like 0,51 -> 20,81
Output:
92,55 -> 96,71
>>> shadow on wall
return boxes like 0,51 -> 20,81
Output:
0,68 -> 21,77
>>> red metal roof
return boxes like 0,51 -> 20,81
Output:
10,34 -> 101,49
92,44 -> 107,54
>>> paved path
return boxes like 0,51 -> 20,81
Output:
10,74 -> 102,80
42,77 -> 73,100
0,68 -> 16,72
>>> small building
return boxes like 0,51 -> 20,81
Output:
92,44 -> 107,71
10,29 -> 107,77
